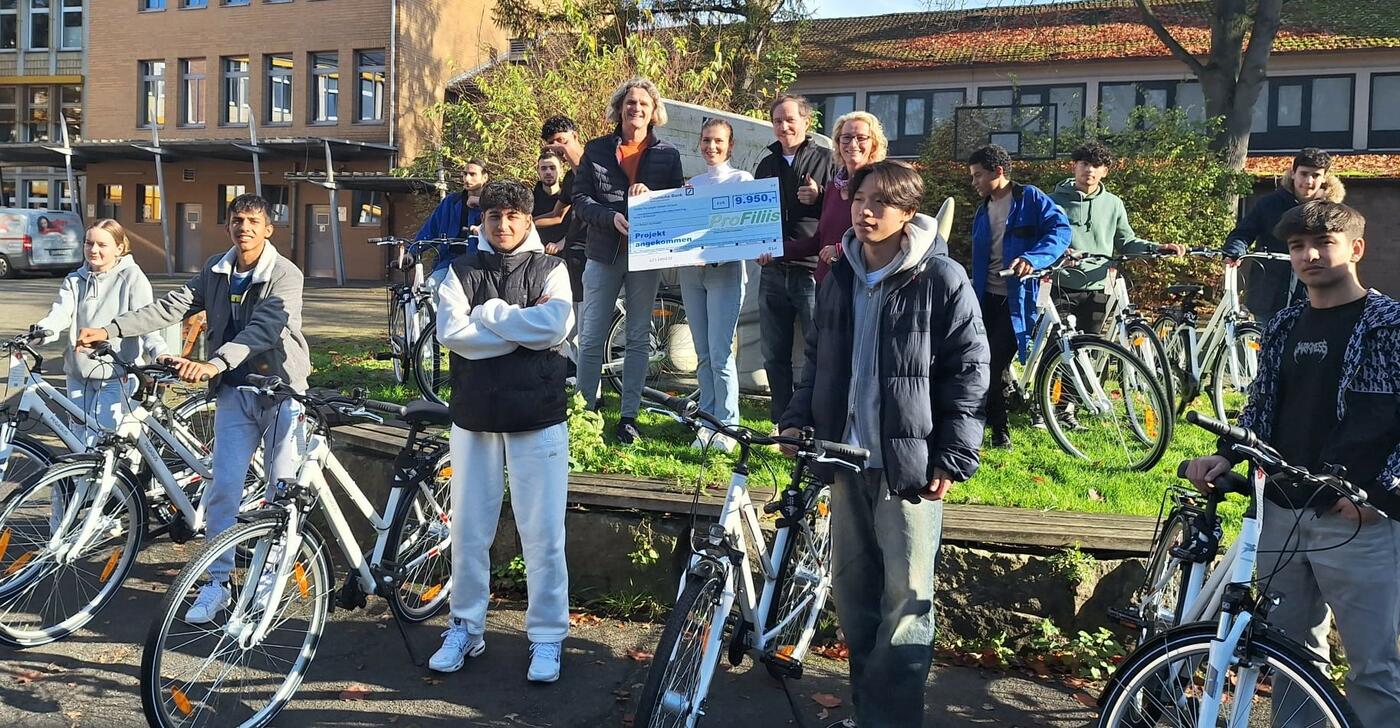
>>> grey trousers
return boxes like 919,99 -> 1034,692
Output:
830,469 -> 943,727
1259,500 -> 1400,727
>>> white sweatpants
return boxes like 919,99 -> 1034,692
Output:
449,422 -> 570,643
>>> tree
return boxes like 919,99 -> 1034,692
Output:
1133,0 -> 1284,170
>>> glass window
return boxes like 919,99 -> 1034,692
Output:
352,190 -> 382,226
266,53 -> 293,124
180,58 -> 205,126
1176,81 -> 1206,123
217,184 -> 247,224
867,93 -> 899,141
806,93 -> 854,135
182,0 -> 206,6
311,51 -> 338,123
978,88 -> 1013,107
902,96 -> 925,138
1276,83 -> 1303,127
59,83 -> 79,141
1,0 -> 15,51
263,185 -> 290,223
1099,84 -> 1136,132
25,179 -> 49,209
98,184 -> 123,220
1251,86 -> 1268,133
138,184 -> 162,223
24,86 -> 49,142
356,50 -> 385,122
221,55 -> 249,125
1310,77 -> 1351,133
0,86 -> 16,143
1048,86 -> 1084,132
223,0 -> 249,5
59,0 -> 79,49
139,60 -> 166,128
27,0 -> 48,50
142,0 -> 166,8
1371,75 -> 1400,132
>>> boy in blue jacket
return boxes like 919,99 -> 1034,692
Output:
416,160 -> 489,272
968,144 -> 1071,449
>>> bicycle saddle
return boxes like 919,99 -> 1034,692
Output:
1165,284 -> 1206,298
402,399 -> 452,427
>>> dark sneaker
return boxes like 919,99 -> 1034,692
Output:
823,719 -> 857,728
614,419 -> 641,444
992,429 -> 1012,449
1057,410 -> 1082,431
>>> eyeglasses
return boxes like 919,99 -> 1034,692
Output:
838,134 -> 872,145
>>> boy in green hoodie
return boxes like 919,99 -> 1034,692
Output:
1049,141 -> 1182,334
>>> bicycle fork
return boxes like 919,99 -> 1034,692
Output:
53,450 -> 121,564
227,502 -> 303,650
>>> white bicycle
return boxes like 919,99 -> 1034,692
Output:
632,387 -> 867,727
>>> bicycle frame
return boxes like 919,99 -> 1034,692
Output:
1177,252 -> 1283,389
1013,282 -> 1115,416
2,362 -> 91,459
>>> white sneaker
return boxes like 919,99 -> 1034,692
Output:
428,619 -> 486,673
185,583 -> 231,625
709,432 -> 737,454
528,641 -> 562,683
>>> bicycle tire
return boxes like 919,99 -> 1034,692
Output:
1209,322 -> 1263,423
634,562 -> 734,728
603,295 -> 692,396
411,323 -> 451,406
1131,510 -> 1191,642
385,451 -> 453,623
1097,622 -> 1361,728
1153,314 -> 1197,416
1036,335 -> 1172,471
389,296 -> 409,384
0,459 -> 147,646
141,517 -> 332,728
1123,319 -> 1174,408
763,486 -> 833,679
1,433 -> 54,501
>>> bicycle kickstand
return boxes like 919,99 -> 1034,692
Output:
389,607 -> 427,668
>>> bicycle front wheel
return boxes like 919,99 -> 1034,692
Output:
141,518 -> 332,728
1097,623 -> 1360,728
1209,322 -> 1263,422
634,562 -> 734,728
764,485 -> 833,678
0,459 -> 146,646
1124,319 -> 1174,407
1,433 -> 54,502
1130,510 -> 1191,642
385,452 -> 453,622
411,325 -> 451,405
1037,336 -> 1172,471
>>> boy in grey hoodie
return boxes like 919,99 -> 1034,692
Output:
77,194 -> 309,625
31,219 -> 167,446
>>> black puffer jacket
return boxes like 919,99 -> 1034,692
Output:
780,216 -> 990,498
572,130 -> 685,266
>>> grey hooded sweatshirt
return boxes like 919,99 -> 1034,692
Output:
35,254 -> 169,379
841,213 -> 946,469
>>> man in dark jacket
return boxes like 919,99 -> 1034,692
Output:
755,94 -> 836,425
1222,147 -> 1342,326
417,159 -> 490,272
1185,201 -> 1399,727
781,161 -> 989,728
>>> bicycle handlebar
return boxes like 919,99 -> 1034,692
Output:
361,398 -> 407,418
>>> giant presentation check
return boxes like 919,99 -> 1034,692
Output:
626,178 -> 783,271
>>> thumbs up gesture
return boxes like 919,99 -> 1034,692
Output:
796,174 -> 820,205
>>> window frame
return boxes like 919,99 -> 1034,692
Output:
1248,74 -> 1355,151
351,190 -> 382,227
310,50 -> 339,124
98,183 -> 124,221
23,85 -> 50,142
1,0 -> 16,52
266,53 -> 294,126
141,0 -> 167,11
217,184 -> 247,224
58,0 -> 79,50
59,83 -> 79,141
865,87 -> 967,158
180,58 -> 206,127
27,0 -> 49,51
181,0 -> 207,7
976,83 -> 1086,153
0,85 -> 17,143
804,93 -> 855,136
139,59 -> 166,129
1098,79 -> 1205,132
220,55 -> 250,127
137,184 -> 163,223
1368,73 -> 1400,150
24,179 -> 50,209
354,49 -> 386,123
263,185 -> 290,223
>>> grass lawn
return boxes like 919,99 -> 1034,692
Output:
306,335 -> 1244,523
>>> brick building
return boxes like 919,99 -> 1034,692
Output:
0,0 -> 85,210
3,0 -> 506,281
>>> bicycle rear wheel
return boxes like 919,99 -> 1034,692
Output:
763,486 -> 833,678
1037,336 -> 1172,471
385,452 -> 453,622
1209,322 -> 1263,422
141,518 -> 332,728
604,296 -> 694,395
0,433 -> 53,502
411,325 -> 451,406
634,561 -> 734,728
0,459 -> 146,646
1123,319 -> 1174,407
1130,510 -> 1191,642
1097,623 -> 1360,728
389,297 -> 409,384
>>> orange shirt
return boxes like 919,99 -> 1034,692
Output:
619,138 -> 646,184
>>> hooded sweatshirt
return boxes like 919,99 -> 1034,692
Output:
841,213 -> 945,469
1049,178 -> 1156,291
35,255 -> 168,379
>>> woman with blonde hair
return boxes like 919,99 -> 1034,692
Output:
30,219 -> 167,445
778,110 -> 892,282
572,77 -> 685,444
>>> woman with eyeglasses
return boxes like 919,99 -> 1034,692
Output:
775,112 -> 890,282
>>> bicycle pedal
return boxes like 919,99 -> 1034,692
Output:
761,650 -> 805,679
1107,605 -> 1147,629
337,573 -> 367,611
167,518 -> 196,544
372,352 -> 396,361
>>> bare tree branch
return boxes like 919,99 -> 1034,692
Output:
1133,0 -> 1206,76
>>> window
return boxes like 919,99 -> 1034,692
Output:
805,93 -> 855,136
98,184 -> 124,220
1247,75 -> 1354,151
1369,74 -> 1400,149
311,51 -> 338,123
221,55 -> 249,125
266,53 -> 293,124
1099,80 -> 1205,132
142,0 -> 166,8
137,185 -> 162,222
218,184 -> 247,224
57,180 -> 73,211
978,84 -> 1085,143
223,0 -> 249,5
59,0 -> 79,48
24,86 -> 49,142
27,0 -> 48,50
1,0 -> 17,50
24,179 -> 49,209
352,190 -> 382,226
182,0 -> 206,7
59,84 -> 79,141
139,60 -> 166,128
263,185 -> 290,223
0,86 -> 15,143
180,58 -> 205,126
866,88 -> 966,157
356,50 -> 385,122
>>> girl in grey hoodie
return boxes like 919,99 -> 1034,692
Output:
31,219 -> 167,446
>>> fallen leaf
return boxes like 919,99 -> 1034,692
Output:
1088,488 -> 1104,502
421,676 -> 443,686
1073,692 -> 1097,709
340,684 -> 371,701
811,693 -> 842,709
15,669 -> 42,684
625,648 -> 653,662
1031,476 -> 1046,483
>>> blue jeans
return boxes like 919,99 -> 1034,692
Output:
830,469 -> 943,727
575,257 -> 661,419
207,386 -> 303,582
64,375 -> 135,448
678,263 -> 746,426
759,264 -> 816,423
